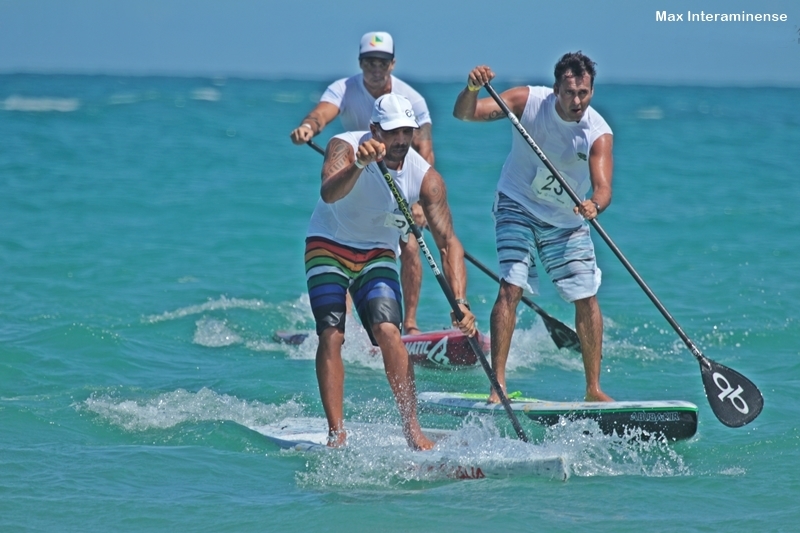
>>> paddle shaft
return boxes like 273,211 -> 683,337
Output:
307,140 -> 325,155
376,160 -> 529,442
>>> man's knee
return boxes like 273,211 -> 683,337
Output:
371,321 -> 401,344
573,296 -> 602,324
573,294 -> 598,310
497,280 -> 524,306
318,327 -> 344,351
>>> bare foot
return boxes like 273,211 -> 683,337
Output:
403,326 -> 421,336
326,429 -> 346,448
487,385 -> 506,404
585,389 -> 614,402
408,433 -> 435,451
402,424 -> 436,450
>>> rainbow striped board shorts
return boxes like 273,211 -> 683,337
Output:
304,236 -> 402,345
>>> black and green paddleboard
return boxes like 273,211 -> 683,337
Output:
418,392 -> 698,441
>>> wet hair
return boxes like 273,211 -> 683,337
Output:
554,51 -> 597,88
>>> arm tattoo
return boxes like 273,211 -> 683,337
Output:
303,114 -> 323,132
485,109 -> 506,121
323,139 -> 352,177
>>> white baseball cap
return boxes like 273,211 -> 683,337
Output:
359,31 -> 394,60
371,94 -> 419,130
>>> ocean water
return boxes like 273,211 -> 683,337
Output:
1,74 -> 798,532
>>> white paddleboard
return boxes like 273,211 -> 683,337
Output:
419,392 -> 699,441
248,417 -> 569,481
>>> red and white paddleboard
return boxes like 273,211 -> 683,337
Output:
273,329 -> 488,368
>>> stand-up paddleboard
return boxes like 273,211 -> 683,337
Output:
248,417 -> 569,481
273,329 -> 488,368
419,392 -> 699,441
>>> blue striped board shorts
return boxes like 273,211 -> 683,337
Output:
304,236 -> 403,346
493,192 -> 601,302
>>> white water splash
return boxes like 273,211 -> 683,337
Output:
144,296 -> 270,323
543,417 -> 691,478
193,317 -> 242,347
284,314 -> 384,370
296,415 -> 691,489
79,387 -> 302,431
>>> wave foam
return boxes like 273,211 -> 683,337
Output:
145,296 -> 270,323
193,317 -> 242,347
79,387 -> 302,431
3,95 -> 80,112
190,88 -> 221,102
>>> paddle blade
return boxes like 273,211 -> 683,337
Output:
699,357 -> 763,427
541,315 -> 581,352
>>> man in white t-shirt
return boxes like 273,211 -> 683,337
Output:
290,32 -> 432,335
453,52 -> 614,404
305,94 -> 475,450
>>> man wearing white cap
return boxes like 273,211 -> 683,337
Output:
291,31 -> 433,336
304,94 -> 475,450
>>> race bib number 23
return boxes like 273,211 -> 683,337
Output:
531,165 -> 571,208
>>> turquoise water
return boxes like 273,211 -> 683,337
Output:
1,75 -> 799,532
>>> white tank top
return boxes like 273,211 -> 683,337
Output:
320,74 -> 432,131
497,86 -> 612,228
306,131 -> 431,254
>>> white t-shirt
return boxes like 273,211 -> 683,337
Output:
320,74 -> 432,131
497,86 -> 612,228
306,131 -> 431,254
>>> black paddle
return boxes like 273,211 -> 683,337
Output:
307,140 -> 325,155
482,81 -> 763,427
309,139 -> 580,352
375,160 -> 529,442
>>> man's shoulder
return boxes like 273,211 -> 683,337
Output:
404,147 -> 433,179
325,74 -> 362,92
527,86 -> 552,99
333,130 -> 371,144
585,106 -> 612,135
343,73 -> 363,85
390,76 -> 424,100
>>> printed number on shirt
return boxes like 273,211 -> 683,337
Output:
531,165 -> 571,208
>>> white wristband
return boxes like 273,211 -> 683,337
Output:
300,123 -> 313,130
354,159 -> 366,169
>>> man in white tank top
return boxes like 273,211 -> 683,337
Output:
453,52 -> 614,404
306,94 -> 475,450
290,32 -> 433,335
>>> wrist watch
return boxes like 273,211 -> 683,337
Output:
455,298 -> 470,310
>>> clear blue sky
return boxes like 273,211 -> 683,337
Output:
1,0 -> 798,85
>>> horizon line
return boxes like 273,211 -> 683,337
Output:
1,69 -> 799,90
